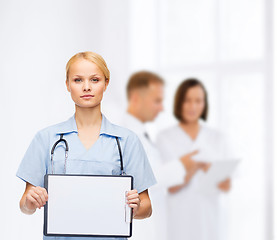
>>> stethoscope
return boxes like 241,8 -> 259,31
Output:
50,134 -> 126,175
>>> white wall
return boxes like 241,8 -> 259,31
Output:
273,0 -> 277,238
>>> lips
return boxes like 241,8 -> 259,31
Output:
81,95 -> 94,97
80,95 -> 94,98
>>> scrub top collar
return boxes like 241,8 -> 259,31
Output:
56,113 -> 123,138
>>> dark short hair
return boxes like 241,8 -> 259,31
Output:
174,78 -> 208,122
126,71 -> 164,99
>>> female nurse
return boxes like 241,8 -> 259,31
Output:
16,51 -> 156,240
156,78 -> 234,240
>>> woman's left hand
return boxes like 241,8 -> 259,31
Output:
126,189 -> 141,217
218,178 -> 231,192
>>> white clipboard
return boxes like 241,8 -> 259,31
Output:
44,174 -> 133,238
197,159 -> 240,194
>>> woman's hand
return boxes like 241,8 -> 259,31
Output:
180,150 -> 199,174
179,150 -> 211,184
180,150 -> 210,173
126,189 -> 140,218
126,189 -> 152,219
169,151 -> 211,194
218,178 -> 231,192
20,183 -> 48,214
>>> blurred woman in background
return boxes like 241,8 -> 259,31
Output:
156,78 -> 234,240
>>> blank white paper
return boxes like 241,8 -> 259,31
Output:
45,175 -> 132,236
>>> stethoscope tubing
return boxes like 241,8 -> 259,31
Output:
50,134 -> 125,175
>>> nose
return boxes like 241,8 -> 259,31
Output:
191,102 -> 198,110
83,80 -> 91,92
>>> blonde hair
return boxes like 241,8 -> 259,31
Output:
66,51 -> 110,81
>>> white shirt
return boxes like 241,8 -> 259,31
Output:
120,113 -> 186,240
156,122 -> 235,240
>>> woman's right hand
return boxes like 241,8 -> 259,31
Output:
168,150 -> 211,193
180,150 -> 210,179
180,150 -> 199,174
20,183 -> 48,214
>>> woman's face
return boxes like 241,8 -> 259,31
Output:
66,58 -> 108,109
181,85 -> 205,123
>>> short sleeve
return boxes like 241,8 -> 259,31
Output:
16,131 -> 48,187
123,133 -> 157,193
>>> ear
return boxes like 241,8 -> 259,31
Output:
130,90 -> 140,103
66,80 -> 70,92
104,78 -> 109,92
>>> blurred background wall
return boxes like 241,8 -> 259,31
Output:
0,0 -> 275,239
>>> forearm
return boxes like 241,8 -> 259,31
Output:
133,198 -> 152,219
168,183 -> 185,194
168,172 -> 193,193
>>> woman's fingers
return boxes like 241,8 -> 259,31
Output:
127,189 -> 138,195
27,186 -> 48,209
198,162 -> 211,172
32,192 -> 44,208
126,190 -> 139,200
128,204 -> 139,209
127,193 -> 139,200
26,194 -> 41,209
126,190 -> 140,208
35,187 -> 48,204
218,178 -> 231,192
34,189 -> 46,205
127,197 -> 140,204
39,187 -> 48,201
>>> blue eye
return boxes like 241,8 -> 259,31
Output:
91,78 -> 99,82
74,78 -> 82,82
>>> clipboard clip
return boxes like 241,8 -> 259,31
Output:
125,191 -> 132,223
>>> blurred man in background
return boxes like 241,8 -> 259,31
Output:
120,71 -> 208,240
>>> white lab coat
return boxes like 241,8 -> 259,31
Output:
156,122 -> 235,240
120,113 -> 186,240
